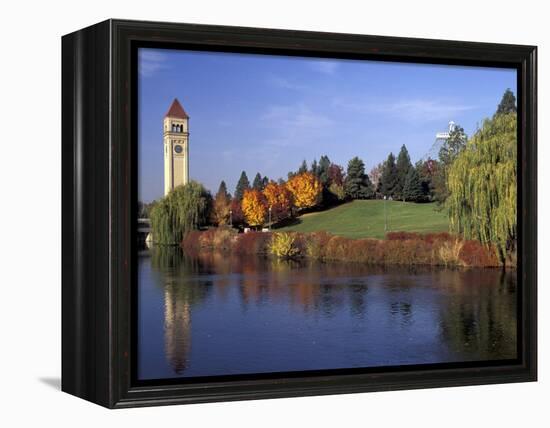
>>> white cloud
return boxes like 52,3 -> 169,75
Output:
260,103 -> 333,147
267,74 -> 307,91
332,97 -> 477,122
381,99 -> 477,121
308,60 -> 339,75
139,50 -> 169,77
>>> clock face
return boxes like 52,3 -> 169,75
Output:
174,144 -> 183,154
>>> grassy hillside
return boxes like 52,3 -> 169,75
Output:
276,200 -> 449,239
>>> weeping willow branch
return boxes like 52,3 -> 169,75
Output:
446,113 -> 517,263
150,181 -> 212,245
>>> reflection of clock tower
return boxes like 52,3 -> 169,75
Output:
163,98 -> 189,196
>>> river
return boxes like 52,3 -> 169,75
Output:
137,247 -> 517,380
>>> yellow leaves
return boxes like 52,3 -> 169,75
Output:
263,181 -> 293,221
241,189 -> 267,226
240,173 -> 321,227
269,232 -> 301,258
212,192 -> 231,225
285,172 -> 322,210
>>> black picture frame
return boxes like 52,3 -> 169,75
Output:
62,19 -> 537,408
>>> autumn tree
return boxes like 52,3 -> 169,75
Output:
286,172 -> 322,210
327,163 -> 344,186
234,171 -> 250,201
328,183 -> 346,201
263,181 -> 293,222
212,180 -> 232,225
229,198 -> 244,225
344,156 -> 374,199
241,189 -> 268,227
369,163 -> 383,195
325,163 -> 345,204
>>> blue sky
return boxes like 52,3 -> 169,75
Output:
138,48 -> 516,202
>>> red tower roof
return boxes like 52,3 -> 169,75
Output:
165,98 -> 189,119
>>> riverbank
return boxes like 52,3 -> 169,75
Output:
181,228 -> 513,268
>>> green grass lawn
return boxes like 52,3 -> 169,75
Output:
276,200 -> 449,239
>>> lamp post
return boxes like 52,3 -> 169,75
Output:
268,206 -> 272,231
229,209 -> 233,228
384,195 -> 387,232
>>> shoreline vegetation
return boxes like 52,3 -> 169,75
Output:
146,90 -> 518,270
181,228 -> 515,269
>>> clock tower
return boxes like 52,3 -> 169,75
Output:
163,98 -> 190,196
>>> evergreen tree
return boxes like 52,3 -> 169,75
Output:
403,166 -> 424,202
395,144 -> 412,200
496,88 -> 517,115
435,124 -> 467,204
380,152 -> 398,197
416,158 -> 438,201
439,125 -> 467,167
318,155 -> 331,185
234,171 -> 250,201
310,159 -> 319,177
217,180 -> 229,198
252,172 -> 264,190
298,159 -> 308,174
344,157 -> 374,199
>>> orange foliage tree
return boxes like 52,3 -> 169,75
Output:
285,172 -> 322,210
241,189 -> 268,227
263,181 -> 294,222
229,198 -> 244,225
212,182 -> 231,225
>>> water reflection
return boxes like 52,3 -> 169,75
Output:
138,246 -> 517,380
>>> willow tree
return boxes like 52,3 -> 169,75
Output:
150,181 -> 212,245
446,113 -> 517,263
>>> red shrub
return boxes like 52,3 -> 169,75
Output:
181,230 -> 203,253
422,232 -> 453,244
183,228 -> 502,268
304,231 -> 333,258
386,231 -> 420,241
459,239 -> 500,267
233,232 -> 272,255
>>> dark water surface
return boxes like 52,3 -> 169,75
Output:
137,247 -> 517,380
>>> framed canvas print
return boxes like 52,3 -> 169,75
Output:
62,19 -> 537,408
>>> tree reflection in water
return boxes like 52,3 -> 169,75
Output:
139,246 -> 517,378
